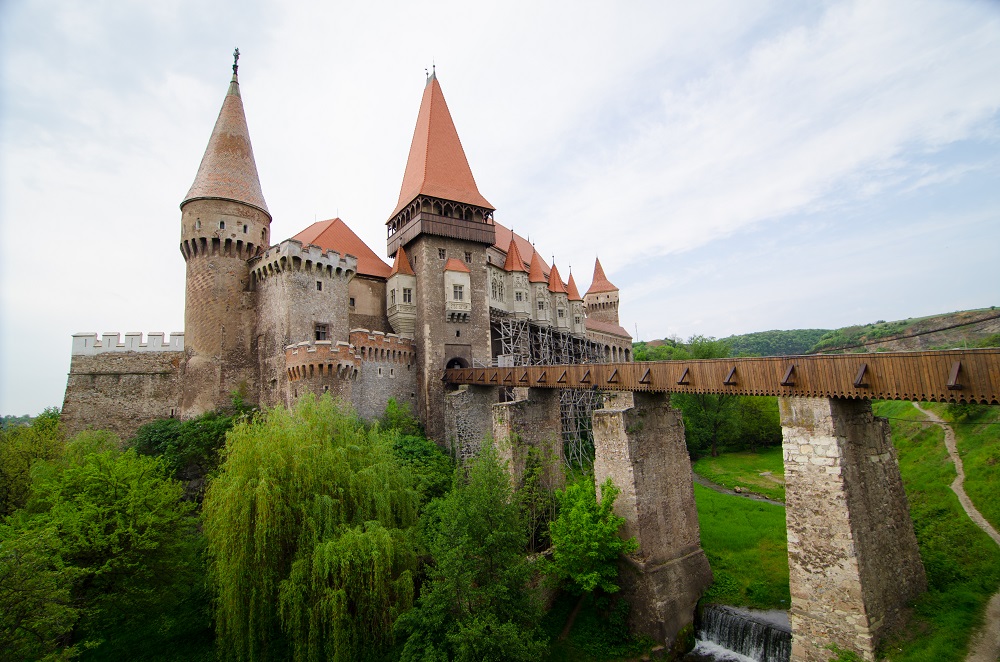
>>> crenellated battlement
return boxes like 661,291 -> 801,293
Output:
71,332 -> 184,356
285,340 -> 360,381
251,239 -> 357,285
350,329 -> 415,365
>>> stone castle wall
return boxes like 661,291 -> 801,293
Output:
62,332 -> 185,440
349,329 -> 417,420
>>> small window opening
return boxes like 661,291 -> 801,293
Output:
196,219 -> 202,230
316,281 -> 322,291
464,251 -> 472,263
438,248 -> 446,259
456,330 -> 461,337
324,385 -> 329,392
219,220 -> 226,230
453,284 -> 464,301
315,323 -> 328,341
243,224 -> 248,233
349,297 -> 355,307
403,288 -> 412,303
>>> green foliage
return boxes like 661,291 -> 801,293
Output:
518,444 -> 559,553
542,592 -> 651,660
692,446 -> 786,502
973,332 -> 1000,348
381,400 -> 453,504
826,644 -> 865,662
694,483 -> 790,610
130,410 -> 236,479
0,408 -> 65,517
1,437 -> 207,659
722,329 -> 830,357
546,477 -> 637,595
873,401 -> 1000,661
396,440 -> 548,662
380,398 -> 423,437
203,394 -> 419,662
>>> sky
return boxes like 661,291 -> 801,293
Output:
1,0 -> 998,416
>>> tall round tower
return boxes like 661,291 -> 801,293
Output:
179,50 -> 270,416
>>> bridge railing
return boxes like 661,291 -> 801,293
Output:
444,349 -> 1000,404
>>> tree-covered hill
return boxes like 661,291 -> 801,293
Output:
723,329 -> 830,356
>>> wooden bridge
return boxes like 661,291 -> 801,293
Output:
445,348 -> 1000,404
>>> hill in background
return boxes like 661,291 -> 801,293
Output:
640,307 -> 1000,358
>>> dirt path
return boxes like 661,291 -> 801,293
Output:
912,402 -> 1000,662
691,473 -> 784,507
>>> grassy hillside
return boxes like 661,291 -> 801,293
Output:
724,329 -> 829,356
810,307 -> 1000,353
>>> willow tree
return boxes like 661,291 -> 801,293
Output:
203,395 -> 420,662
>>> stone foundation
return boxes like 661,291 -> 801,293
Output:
592,392 -> 712,647
492,388 -> 564,489
780,397 -> 926,662
444,385 -> 497,460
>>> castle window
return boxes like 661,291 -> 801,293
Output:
515,291 -> 523,302
243,224 -> 248,233
219,220 -> 226,230
456,330 -> 461,337
316,281 -> 322,291
464,251 -> 472,263
403,288 -> 412,303
453,284 -> 464,301
538,300 -> 545,310
349,297 -> 355,307
195,219 -> 202,230
390,289 -> 396,305
575,315 -> 581,325
558,308 -> 565,318
315,323 -> 328,341
438,248 -> 446,260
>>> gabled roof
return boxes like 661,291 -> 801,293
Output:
293,217 -> 391,279
586,257 -> 618,295
389,244 -> 415,277
527,250 -> 547,284
566,273 -> 583,301
390,73 -> 493,219
444,257 -> 471,273
182,70 -> 269,216
502,236 -> 527,272
548,264 -> 567,294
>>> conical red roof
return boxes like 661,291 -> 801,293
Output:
586,257 -> 618,294
548,264 -> 567,294
293,217 -> 391,278
182,71 -> 269,215
566,273 -> 583,301
528,250 -> 547,283
389,244 -> 415,277
502,237 -> 527,272
390,73 -> 493,219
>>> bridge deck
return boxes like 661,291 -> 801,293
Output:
445,349 -> 1000,404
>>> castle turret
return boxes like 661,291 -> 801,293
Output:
548,263 -> 569,332
179,50 -> 271,416
387,245 -> 416,337
386,70 -> 495,441
528,250 -> 550,326
584,257 -> 620,326
503,237 -> 530,318
566,272 -> 586,336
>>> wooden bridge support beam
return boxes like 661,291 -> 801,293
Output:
593,392 -> 713,649
779,397 -> 926,662
492,388 -> 565,490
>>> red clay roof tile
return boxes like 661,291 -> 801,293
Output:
391,74 -> 493,219
566,273 -> 583,301
585,318 -> 631,338
548,263 -> 567,294
182,72 -> 269,215
389,244 -> 415,277
502,236 -> 527,272
586,257 -> 618,294
293,217 -> 391,279
527,250 -> 547,283
493,222 -> 548,276
444,257 -> 471,273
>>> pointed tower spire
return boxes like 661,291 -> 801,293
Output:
181,52 -> 269,216
548,263 -> 567,294
389,244 -> 415,277
566,272 -> 583,301
502,236 -> 528,272
528,250 -> 547,284
586,257 -> 617,295
389,73 -> 493,220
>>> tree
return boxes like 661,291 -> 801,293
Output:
546,477 -> 637,596
0,408 -> 65,518
1,431 -> 206,658
203,395 -> 420,662
396,440 -> 548,662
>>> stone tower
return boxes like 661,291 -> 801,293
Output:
584,257 -> 620,325
385,71 -> 495,441
179,53 -> 271,416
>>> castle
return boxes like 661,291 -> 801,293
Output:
61,55 -> 632,443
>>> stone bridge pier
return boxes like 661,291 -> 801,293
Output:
780,397 -> 926,662
592,392 -> 713,649
492,387 -> 565,490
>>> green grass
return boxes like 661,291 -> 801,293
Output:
693,482 -> 790,610
931,401 -> 1000,531
873,400 -> 1000,661
692,446 -> 786,502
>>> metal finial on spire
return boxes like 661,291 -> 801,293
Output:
233,47 -> 240,75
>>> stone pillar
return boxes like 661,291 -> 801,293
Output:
444,385 -> 497,461
780,397 -> 926,662
492,388 -> 564,489
593,392 -> 713,648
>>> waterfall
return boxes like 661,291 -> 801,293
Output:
685,605 -> 791,662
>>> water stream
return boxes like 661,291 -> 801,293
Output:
683,605 -> 791,662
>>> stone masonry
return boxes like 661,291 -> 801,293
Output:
492,388 -> 565,490
592,392 -> 713,648
779,397 -> 926,662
